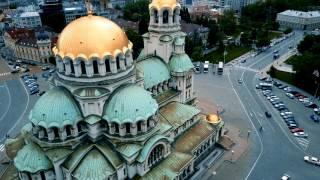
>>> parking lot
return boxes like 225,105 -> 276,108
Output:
256,77 -> 320,157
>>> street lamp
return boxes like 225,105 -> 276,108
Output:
231,150 -> 234,162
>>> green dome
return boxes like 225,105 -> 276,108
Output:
169,54 -> 194,73
29,87 -> 83,129
136,57 -> 170,89
14,143 -> 52,173
103,85 -> 158,124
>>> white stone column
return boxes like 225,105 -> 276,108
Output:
109,123 -> 115,135
142,121 -> 147,132
60,128 -> 67,141
120,57 -> 126,71
119,124 -> 126,136
169,14 -> 173,25
48,129 -> 55,141
131,123 -> 137,135
110,60 -> 117,74
64,62 -> 71,75
98,61 -> 106,76
72,124 -> 79,137
86,62 -> 94,77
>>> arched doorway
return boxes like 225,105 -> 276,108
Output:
147,144 -> 165,167
163,10 -> 169,24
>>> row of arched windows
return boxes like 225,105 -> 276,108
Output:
151,8 -> 180,25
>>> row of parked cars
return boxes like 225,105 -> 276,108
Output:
274,81 -> 320,123
21,74 -> 45,96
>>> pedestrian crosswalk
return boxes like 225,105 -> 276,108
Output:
296,138 -> 309,150
0,144 -> 5,152
0,72 -> 10,77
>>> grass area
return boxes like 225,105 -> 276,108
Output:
284,55 -> 298,65
268,31 -> 283,40
269,66 -> 294,85
204,46 -> 251,64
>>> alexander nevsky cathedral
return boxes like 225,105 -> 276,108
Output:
2,0 -> 224,179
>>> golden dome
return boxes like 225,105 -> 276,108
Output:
53,15 -> 132,60
149,0 -> 180,10
206,114 -> 221,125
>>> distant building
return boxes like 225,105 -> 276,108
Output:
277,10 -> 320,30
190,5 -> 222,22
4,28 -> 53,63
14,11 -> 42,29
63,4 -> 87,24
181,22 -> 209,45
220,0 -> 260,13
39,0 -> 65,32
114,18 -> 139,32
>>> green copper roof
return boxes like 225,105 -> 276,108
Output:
116,144 -> 142,158
84,115 -> 101,125
137,135 -> 172,163
137,48 -> 145,60
14,143 -> 52,173
169,54 -> 194,73
174,37 -> 185,46
45,148 -> 73,162
73,149 -> 115,180
136,57 -> 171,89
160,35 -> 173,42
29,87 -> 83,129
159,102 -> 200,128
140,152 -> 193,180
103,85 -> 158,124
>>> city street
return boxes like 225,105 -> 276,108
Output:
194,31 -> 320,179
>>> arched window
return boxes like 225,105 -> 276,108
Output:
105,59 -> 110,72
93,60 -> 99,74
66,125 -> 72,137
80,61 -> 86,75
154,9 -> 159,23
137,121 -> 142,132
125,123 -> 131,134
70,62 -> 75,74
163,10 -> 169,24
114,123 -> 119,134
147,144 -> 165,167
116,57 -> 120,70
52,127 -> 59,139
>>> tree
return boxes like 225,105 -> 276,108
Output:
207,20 -> 219,46
256,37 -> 270,48
48,56 -> 56,65
219,10 -> 237,35
283,27 -> 293,34
126,28 -> 143,59
190,47 -> 203,61
123,0 -> 149,22
240,32 -> 251,46
138,16 -> 149,35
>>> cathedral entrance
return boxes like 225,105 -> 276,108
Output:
147,144 -> 165,167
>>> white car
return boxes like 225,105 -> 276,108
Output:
281,174 -> 290,180
293,132 -> 308,138
304,156 -> 320,166
286,93 -> 294,99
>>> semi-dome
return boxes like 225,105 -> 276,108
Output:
53,15 -> 132,60
149,0 -> 180,10
14,143 -> 52,173
103,85 -> 158,124
29,87 -> 83,129
169,54 -> 194,73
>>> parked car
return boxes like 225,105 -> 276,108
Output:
265,111 -> 272,118
41,66 -> 50,71
38,91 -> 46,96
293,132 -> 308,138
281,174 -> 290,180
238,79 -> 243,84
286,93 -> 294,99
314,108 -> 320,115
306,103 -> 318,109
30,89 -> 39,95
11,69 -> 20,74
310,115 -> 320,123
288,124 -> 298,129
304,156 -> 320,166
290,128 -> 304,133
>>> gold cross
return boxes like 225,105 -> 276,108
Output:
85,0 -> 93,15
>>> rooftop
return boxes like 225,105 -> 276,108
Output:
279,10 -> 320,18
20,11 -> 40,18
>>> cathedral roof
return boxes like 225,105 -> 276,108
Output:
73,149 -> 115,180
29,87 -> 83,129
14,143 -> 52,173
136,57 -> 171,89
102,85 -> 158,124
169,53 -> 194,73
53,15 -> 132,61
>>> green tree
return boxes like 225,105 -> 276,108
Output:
126,28 -> 143,59
191,46 -> 203,61
219,10 -> 237,35
283,27 -> 293,34
123,0 -> 149,22
207,20 -> 219,46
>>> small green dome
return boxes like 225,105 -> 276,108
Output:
169,54 -> 194,73
14,143 -> 52,173
103,85 -> 158,124
29,87 -> 83,129
136,57 -> 170,89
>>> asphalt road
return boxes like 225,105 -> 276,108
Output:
229,31 -> 320,180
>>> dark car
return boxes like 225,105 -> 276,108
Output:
30,89 -> 39,95
288,124 -> 298,129
310,115 -> 320,123
265,111 -> 272,118
307,104 -> 318,109
11,69 -> 19,74
38,91 -> 46,96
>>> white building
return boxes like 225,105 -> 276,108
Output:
14,11 -> 42,29
220,0 -> 260,13
277,10 -> 320,30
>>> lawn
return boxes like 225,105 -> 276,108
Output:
269,68 -> 294,85
204,46 -> 252,64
